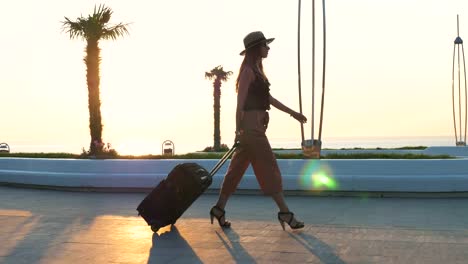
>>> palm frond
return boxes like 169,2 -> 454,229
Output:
205,65 -> 233,82
205,72 -> 214,80
220,70 -> 233,81
101,23 -> 130,40
62,4 -> 129,41
62,17 -> 87,40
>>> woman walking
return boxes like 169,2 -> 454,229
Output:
210,31 -> 307,230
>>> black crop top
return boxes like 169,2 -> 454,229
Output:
243,72 -> 271,111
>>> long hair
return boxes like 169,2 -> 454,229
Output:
235,45 -> 268,92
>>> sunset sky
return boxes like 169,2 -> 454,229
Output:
1,0 -> 468,154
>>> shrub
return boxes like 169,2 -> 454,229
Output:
80,141 -> 119,159
203,143 -> 229,152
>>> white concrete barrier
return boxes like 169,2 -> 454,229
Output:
1,157 -> 468,193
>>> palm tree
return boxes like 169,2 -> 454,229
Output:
205,65 -> 233,151
62,4 -> 129,155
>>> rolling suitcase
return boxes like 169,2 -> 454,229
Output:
137,143 -> 238,232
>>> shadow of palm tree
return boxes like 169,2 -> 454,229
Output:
147,226 -> 202,264
215,228 -> 256,263
0,215 -> 44,262
289,232 -> 347,264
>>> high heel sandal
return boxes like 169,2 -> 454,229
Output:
210,206 -> 231,228
278,212 -> 304,231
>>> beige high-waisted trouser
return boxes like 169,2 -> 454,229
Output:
220,110 -> 283,196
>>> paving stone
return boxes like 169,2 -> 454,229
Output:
1,186 -> 468,263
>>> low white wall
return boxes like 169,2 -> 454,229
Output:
275,146 -> 468,158
1,158 -> 468,192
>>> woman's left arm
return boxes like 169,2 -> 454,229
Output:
269,95 -> 307,123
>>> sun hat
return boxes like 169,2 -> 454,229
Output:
239,31 -> 275,56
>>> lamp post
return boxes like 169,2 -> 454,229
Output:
452,15 -> 467,146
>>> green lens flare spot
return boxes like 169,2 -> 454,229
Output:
313,173 -> 337,189
300,160 -> 338,190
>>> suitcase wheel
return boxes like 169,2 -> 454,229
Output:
151,225 -> 160,233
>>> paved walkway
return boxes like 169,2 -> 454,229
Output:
1,186 -> 468,264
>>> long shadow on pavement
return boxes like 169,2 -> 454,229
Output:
289,232 -> 347,264
147,226 -> 202,264
215,229 -> 256,263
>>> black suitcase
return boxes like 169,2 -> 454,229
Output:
137,144 -> 237,232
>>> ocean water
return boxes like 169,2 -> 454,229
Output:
3,136 -> 458,155
271,136 -> 456,150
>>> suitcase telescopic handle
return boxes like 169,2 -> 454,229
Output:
208,142 -> 240,176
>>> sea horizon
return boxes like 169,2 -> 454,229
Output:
2,135 -> 460,156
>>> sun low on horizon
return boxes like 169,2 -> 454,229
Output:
1,0 -> 467,155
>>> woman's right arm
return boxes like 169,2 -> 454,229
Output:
235,67 -> 254,135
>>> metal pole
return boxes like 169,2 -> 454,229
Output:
312,0 -> 315,141
462,43 -> 467,143
460,15 -> 468,144
297,0 -> 305,144
452,44 -> 458,144
457,15 -> 463,143
318,0 -> 326,142
458,43 -> 462,142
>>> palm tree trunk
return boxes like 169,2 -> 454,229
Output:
213,79 -> 221,151
85,40 -> 103,155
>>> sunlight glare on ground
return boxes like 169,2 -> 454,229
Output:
35,216 -> 218,263
0,209 -> 33,217
38,215 -> 153,264
300,160 -> 338,191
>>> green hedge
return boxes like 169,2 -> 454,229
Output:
0,152 -> 454,159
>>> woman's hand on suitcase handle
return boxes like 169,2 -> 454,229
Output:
234,130 -> 243,146
234,136 -> 241,147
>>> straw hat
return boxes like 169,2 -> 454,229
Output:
239,31 -> 275,56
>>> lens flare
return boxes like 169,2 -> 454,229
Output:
313,173 -> 337,189
300,160 -> 338,190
